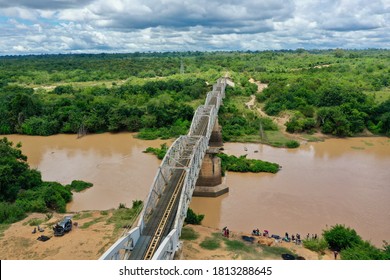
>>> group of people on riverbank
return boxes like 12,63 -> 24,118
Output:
251,228 -> 318,245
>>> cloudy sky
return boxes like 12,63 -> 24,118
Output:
0,0 -> 389,54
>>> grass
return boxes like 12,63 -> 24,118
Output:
180,227 -> 200,241
264,130 -> 293,147
79,217 -> 104,229
27,79 -> 128,91
302,238 -> 328,254
232,95 -> 254,111
200,237 -> 221,250
224,239 -> 252,253
107,204 -> 143,233
73,212 -> 93,220
24,218 -> 44,226
0,224 -> 11,239
227,134 -> 263,143
260,244 -> 296,258
364,88 -> 390,103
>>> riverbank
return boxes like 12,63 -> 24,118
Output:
0,211 -> 333,260
0,211 -> 117,259
179,224 -> 334,260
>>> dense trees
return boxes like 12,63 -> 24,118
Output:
260,76 -> 388,136
0,78 -> 206,138
1,50 -> 389,139
302,224 -> 390,260
0,138 -> 41,202
322,224 -> 390,260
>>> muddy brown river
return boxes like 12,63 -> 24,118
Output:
4,134 -> 390,246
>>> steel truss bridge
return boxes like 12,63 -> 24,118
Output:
100,77 -> 227,260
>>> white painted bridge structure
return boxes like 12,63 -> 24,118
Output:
100,77 -> 227,260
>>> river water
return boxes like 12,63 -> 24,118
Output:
4,133 -> 168,211
3,134 -> 390,246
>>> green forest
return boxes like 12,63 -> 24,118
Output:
0,49 -> 389,143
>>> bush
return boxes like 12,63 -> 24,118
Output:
68,180 -> 93,192
185,208 -> 204,225
286,140 -> 300,148
218,153 -> 280,174
303,238 -> 328,254
341,241 -> 386,260
35,182 -> 72,213
118,203 -> 127,209
21,116 -> 59,136
27,218 -> 43,226
0,202 -> 26,223
144,143 -> 169,159
132,200 -> 143,209
260,117 -> 278,131
323,224 -> 362,251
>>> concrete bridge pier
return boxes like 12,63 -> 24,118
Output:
193,119 -> 229,197
209,118 -> 223,147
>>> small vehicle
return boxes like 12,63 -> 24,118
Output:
53,216 -> 73,236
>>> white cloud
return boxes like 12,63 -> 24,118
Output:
13,45 -> 28,52
0,0 -> 389,54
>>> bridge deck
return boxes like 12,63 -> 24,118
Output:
128,116 -> 209,259
100,78 -> 227,260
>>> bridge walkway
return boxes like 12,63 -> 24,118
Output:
128,115 -> 209,259
99,77 -> 227,260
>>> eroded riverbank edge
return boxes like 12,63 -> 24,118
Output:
0,210 -> 333,260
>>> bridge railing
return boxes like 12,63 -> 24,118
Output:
141,135 -> 196,225
188,105 -> 214,136
100,77 -> 229,260
152,135 -> 208,260
143,78 -> 226,260
99,226 -> 141,260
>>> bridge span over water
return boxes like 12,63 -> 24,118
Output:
100,77 -> 227,260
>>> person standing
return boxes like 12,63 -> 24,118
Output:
334,250 -> 339,260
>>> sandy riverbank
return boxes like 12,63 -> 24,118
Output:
0,211 -> 116,260
0,211 -> 333,260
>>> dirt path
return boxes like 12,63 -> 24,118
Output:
249,78 -> 268,92
245,95 -> 256,109
246,78 -> 328,142
246,78 -> 291,132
